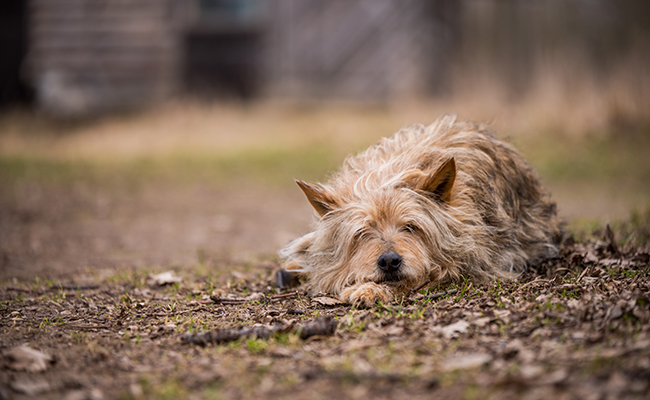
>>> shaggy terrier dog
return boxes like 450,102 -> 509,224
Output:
280,115 -> 562,306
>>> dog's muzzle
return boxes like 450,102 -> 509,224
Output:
377,251 -> 402,282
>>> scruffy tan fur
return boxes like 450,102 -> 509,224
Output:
280,115 -> 562,306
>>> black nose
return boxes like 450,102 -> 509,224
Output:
377,252 -> 402,273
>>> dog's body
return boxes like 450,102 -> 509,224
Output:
280,115 -> 562,305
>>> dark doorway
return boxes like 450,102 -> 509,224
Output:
183,0 -> 265,99
0,0 -> 32,107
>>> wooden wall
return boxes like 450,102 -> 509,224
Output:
261,0 -> 442,101
26,0 -> 446,115
28,0 -> 182,116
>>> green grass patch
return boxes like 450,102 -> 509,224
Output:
0,143 -> 344,187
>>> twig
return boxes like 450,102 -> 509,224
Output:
181,317 -> 337,346
59,324 -> 113,330
209,296 -> 246,305
270,291 -> 298,299
51,284 -> 100,291
605,224 -> 620,255
303,370 -> 407,383
411,280 -> 431,295
576,265 -> 591,283
542,311 -> 575,323
427,289 -> 458,300
551,268 -> 573,278
5,287 -> 32,293
514,277 -> 549,294
270,292 -> 299,302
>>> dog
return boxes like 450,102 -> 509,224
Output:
279,115 -> 562,306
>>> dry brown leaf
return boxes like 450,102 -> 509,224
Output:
311,296 -> 343,306
149,271 -> 182,286
5,346 -> 54,372
9,377 -> 51,396
433,320 -> 470,339
443,353 -> 491,371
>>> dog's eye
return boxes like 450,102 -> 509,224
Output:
353,229 -> 366,241
402,223 -> 418,234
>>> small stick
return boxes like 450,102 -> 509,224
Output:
5,287 -> 32,293
59,324 -> 113,330
542,311 -> 575,323
209,296 -> 246,305
514,277 -> 549,293
576,265 -> 591,283
285,308 -> 305,315
52,285 -> 100,291
426,288 -> 458,301
411,280 -> 431,294
270,291 -> 299,300
181,317 -> 337,346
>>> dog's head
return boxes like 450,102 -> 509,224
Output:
291,157 -> 464,295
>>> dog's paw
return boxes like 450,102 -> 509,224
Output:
339,282 -> 393,307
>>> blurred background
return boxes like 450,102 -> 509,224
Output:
1,0 -> 649,280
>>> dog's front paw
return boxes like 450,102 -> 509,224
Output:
339,282 -> 393,307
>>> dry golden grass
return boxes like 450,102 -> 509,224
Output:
0,92 -> 649,222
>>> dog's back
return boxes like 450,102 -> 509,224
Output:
336,115 -> 562,269
281,115 -> 562,305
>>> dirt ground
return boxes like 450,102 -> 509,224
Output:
1,103 -> 650,399
0,180 -> 312,281
1,215 -> 649,400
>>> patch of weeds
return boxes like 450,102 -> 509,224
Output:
409,307 -> 426,319
375,303 -> 406,318
70,331 -> 87,344
202,383 -> 223,400
38,316 -> 63,329
559,288 -> 580,299
456,276 -> 473,301
271,332 -> 295,346
619,268 -> 642,279
31,277 -> 54,291
166,282 -> 181,297
51,289 -> 67,302
185,291 -> 201,302
121,293 -> 133,307
340,313 -> 367,334
463,383 -> 482,400
246,338 -> 268,355
583,355 -> 617,375
139,376 -> 187,400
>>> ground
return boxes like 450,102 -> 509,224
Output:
1,101 -> 649,399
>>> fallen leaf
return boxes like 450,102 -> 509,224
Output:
341,339 -> 383,352
10,377 -> 51,395
311,296 -> 343,306
606,304 -> 623,320
5,346 -> 54,372
443,353 -> 491,371
436,320 -> 470,339
149,271 -> 182,286
472,317 -> 492,327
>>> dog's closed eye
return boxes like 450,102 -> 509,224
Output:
401,223 -> 419,234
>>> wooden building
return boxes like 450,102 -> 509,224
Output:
28,0 -> 182,116
25,0 -> 449,116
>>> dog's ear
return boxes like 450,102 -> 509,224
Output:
295,180 -> 337,217
418,157 -> 456,203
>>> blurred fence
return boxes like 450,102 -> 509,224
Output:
1,0 -> 648,117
